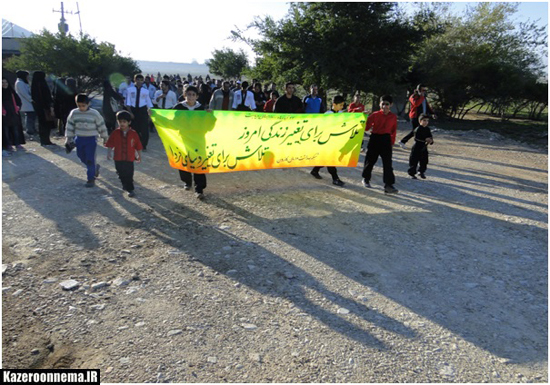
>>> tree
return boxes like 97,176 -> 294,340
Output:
4,30 -> 140,93
409,3 -> 547,119
205,48 -> 248,80
232,2 -> 420,99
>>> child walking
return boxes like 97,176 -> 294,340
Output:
408,113 -> 434,179
361,95 -> 398,194
310,95 -> 346,186
65,94 -> 109,187
174,86 -> 208,199
105,111 -> 143,197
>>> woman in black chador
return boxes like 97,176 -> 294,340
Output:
102,79 -> 125,134
2,77 -> 26,153
31,71 -> 55,146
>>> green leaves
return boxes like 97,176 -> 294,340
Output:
409,2 -> 547,119
232,2 -> 418,96
206,48 -> 248,80
4,31 -> 139,93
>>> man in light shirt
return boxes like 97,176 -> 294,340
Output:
144,76 -> 157,101
125,74 -> 153,150
231,81 -> 256,111
154,80 -> 178,109
118,76 -> 132,99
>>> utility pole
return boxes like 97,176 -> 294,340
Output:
53,2 -> 82,36
75,2 -> 83,36
53,2 -> 69,34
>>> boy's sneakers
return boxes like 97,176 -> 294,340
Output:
195,192 -> 204,200
95,164 -> 101,178
398,141 -> 407,149
409,174 -> 418,180
361,179 -> 371,188
310,170 -> 323,179
128,190 -> 136,197
85,180 -> 95,188
183,184 -> 191,191
332,179 -> 345,187
16,145 -> 25,151
384,185 -> 399,194
419,172 -> 426,179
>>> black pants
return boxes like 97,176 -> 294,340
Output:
400,117 -> 420,144
37,116 -> 53,145
179,170 -> 207,193
2,122 -> 10,150
408,142 -> 429,175
131,107 -> 149,149
115,161 -> 135,192
362,134 -> 395,186
312,166 -> 339,180
3,124 -> 23,147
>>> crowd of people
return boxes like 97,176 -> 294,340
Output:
3,70 -> 436,199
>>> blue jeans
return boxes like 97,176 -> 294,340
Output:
24,111 -> 37,135
75,136 -> 98,182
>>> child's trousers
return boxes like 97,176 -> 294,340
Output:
75,136 -> 98,182
115,161 -> 135,192
408,142 -> 429,175
311,166 -> 339,180
179,170 -> 207,193
362,133 -> 395,186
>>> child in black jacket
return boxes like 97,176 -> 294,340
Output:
408,113 -> 434,179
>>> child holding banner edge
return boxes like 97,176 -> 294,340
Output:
310,95 -> 346,186
173,86 -> 210,199
361,95 -> 399,194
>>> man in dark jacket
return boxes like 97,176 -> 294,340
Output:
274,82 -> 303,113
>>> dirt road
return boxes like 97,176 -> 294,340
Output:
2,121 -> 547,382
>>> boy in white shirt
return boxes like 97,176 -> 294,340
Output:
125,74 -> 153,150
231,81 -> 256,111
154,80 -> 179,109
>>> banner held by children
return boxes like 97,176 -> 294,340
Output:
150,110 -> 366,174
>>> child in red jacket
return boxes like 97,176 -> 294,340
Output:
361,95 -> 398,194
105,111 -> 143,197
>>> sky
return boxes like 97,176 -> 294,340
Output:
2,1 -> 548,64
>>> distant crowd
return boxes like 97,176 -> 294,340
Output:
114,73 -> 284,113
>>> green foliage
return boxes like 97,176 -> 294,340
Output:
232,2 -> 420,98
4,30 -> 140,93
205,48 -> 248,80
409,3 -> 547,119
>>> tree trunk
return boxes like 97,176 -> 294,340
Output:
460,102 -> 484,120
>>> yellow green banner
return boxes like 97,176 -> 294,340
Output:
150,109 -> 366,174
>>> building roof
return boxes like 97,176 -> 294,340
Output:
2,19 -> 33,38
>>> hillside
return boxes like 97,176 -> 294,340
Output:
137,60 -> 211,78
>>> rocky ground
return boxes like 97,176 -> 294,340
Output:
2,121 -> 547,383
